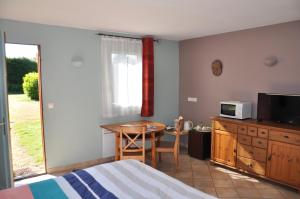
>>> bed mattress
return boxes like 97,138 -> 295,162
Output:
0,159 -> 216,199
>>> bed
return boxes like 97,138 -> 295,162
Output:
0,160 -> 217,199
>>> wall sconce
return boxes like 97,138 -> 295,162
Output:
71,56 -> 84,68
264,55 -> 278,67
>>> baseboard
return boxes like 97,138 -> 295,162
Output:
47,156 -> 114,174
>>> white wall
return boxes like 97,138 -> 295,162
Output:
0,19 -> 179,169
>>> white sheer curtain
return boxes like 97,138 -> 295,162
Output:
100,36 -> 142,118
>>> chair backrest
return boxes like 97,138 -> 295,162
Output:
119,124 -> 146,163
175,116 -> 184,132
174,116 -> 184,150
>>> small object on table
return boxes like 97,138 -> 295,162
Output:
194,124 -> 211,132
166,126 -> 174,130
147,125 -> 157,131
188,129 -> 211,160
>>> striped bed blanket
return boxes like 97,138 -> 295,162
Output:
0,160 -> 217,199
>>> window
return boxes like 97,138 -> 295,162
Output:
111,53 -> 142,108
100,36 -> 142,118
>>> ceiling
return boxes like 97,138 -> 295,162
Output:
1,0 -> 300,40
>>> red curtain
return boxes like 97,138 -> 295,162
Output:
141,37 -> 154,117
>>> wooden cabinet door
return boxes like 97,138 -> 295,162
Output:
213,130 -> 237,167
267,141 -> 300,187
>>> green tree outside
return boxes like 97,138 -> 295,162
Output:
6,57 -> 37,93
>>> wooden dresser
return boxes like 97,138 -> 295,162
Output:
211,117 -> 300,191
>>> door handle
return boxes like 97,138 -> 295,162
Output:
0,117 -> 7,135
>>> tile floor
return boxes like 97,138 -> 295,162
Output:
15,174 -> 56,187
154,150 -> 300,199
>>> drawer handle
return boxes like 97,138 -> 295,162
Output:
258,141 -> 262,144
249,151 -> 254,154
250,130 -> 255,132
284,135 -> 289,139
261,132 -> 266,134
240,128 -> 245,131
223,125 -> 227,128
243,138 -> 247,141
268,154 -> 272,161
248,163 -> 253,167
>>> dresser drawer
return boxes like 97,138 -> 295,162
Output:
214,121 -> 237,133
258,128 -> 268,138
238,125 -> 247,134
252,137 -> 267,149
238,134 -> 251,145
269,130 -> 300,146
237,144 -> 267,162
237,156 -> 266,176
247,126 -> 258,136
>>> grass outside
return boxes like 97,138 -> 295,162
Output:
14,120 -> 43,164
9,94 -> 44,177
9,94 -> 40,122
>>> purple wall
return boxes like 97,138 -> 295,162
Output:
179,21 -> 300,124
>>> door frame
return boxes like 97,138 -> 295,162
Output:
37,45 -> 47,174
0,31 -> 14,188
5,42 -> 47,178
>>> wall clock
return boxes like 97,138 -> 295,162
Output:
211,60 -> 222,76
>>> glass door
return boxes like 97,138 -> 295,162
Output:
0,30 -> 13,189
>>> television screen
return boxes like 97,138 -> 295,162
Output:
257,93 -> 300,126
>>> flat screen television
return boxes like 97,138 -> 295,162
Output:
257,93 -> 300,126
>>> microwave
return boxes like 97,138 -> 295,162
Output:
220,101 -> 252,119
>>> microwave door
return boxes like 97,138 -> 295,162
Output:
221,104 -> 236,117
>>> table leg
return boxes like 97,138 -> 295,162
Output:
157,136 -> 161,162
115,133 -> 120,161
151,132 -> 156,168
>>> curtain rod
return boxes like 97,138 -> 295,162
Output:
96,33 -> 158,42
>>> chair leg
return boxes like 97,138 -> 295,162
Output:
115,133 -> 120,161
174,151 -> 179,169
158,153 -> 162,162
